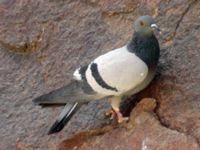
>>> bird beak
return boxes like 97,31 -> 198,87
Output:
151,24 -> 162,34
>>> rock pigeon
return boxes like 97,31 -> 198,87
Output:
33,15 -> 160,134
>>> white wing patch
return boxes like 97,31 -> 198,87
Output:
85,46 -> 148,96
73,68 -> 82,81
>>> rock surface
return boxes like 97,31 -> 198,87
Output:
58,99 -> 199,150
0,0 -> 200,150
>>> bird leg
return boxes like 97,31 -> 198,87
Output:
110,97 -> 129,123
112,108 -> 129,123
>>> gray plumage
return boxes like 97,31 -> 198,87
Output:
33,80 -> 103,105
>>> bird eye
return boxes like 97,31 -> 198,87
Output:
139,21 -> 144,26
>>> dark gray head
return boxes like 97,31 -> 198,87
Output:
134,16 -> 160,36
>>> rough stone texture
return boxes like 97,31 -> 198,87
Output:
152,0 -> 200,144
0,0 -> 200,150
58,99 -> 199,150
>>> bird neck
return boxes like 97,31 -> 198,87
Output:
127,32 -> 160,69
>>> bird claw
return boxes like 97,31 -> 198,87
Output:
117,116 -> 129,123
115,110 -> 129,123
105,108 -> 129,123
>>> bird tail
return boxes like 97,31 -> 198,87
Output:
48,103 -> 80,134
33,80 -> 101,105
32,80 -> 105,134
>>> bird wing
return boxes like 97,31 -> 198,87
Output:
85,46 -> 148,96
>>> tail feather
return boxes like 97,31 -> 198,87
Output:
48,103 -> 79,134
33,81 -> 101,105
32,80 -> 106,134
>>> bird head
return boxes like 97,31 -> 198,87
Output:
134,16 -> 161,36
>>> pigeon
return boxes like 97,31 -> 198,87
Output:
33,15 -> 160,134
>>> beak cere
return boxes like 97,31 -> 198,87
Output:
151,24 -> 162,34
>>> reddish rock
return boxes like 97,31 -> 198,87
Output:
151,0 -> 200,144
0,0 -> 200,149
58,99 -> 199,150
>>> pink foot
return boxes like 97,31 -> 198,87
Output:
115,110 -> 129,123
105,108 -> 129,123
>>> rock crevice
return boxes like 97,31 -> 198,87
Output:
174,0 -> 198,38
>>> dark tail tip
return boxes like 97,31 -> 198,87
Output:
48,120 -> 65,135
47,103 -> 79,135
47,112 -> 74,135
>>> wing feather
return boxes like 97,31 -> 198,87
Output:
85,46 -> 148,96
